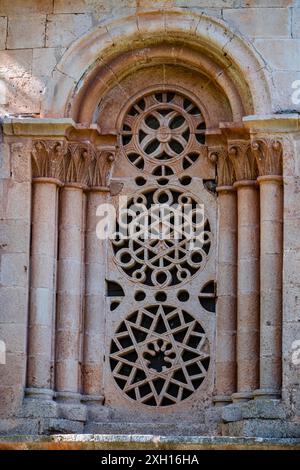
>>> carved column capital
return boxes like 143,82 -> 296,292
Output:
251,137 -> 283,177
211,146 -> 235,187
88,146 -> 116,190
31,140 -> 117,189
31,140 -> 66,181
228,140 -> 258,181
64,142 -> 93,187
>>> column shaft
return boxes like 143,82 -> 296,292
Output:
82,189 -> 107,403
256,176 -> 283,398
233,181 -> 260,401
214,187 -> 237,405
55,185 -> 84,400
27,179 -> 59,399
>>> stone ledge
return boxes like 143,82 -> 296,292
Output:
242,399 -> 287,420
222,419 -> 300,439
0,435 -> 300,450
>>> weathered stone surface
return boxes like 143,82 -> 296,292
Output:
0,324 -> 26,354
33,48 -> 64,77
0,143 -> 10,179
0,418 -> 40,436
222,403 -> 243,423
85,404 -> 110,423
0,76 -> 44,114
0,50 -> 32,79
254,39 -> 300,70
20,399 -> 57,419
7,15 -> 46,49
292,8 -> 300,38
0,17 -> 7,50
224,419 -> 300,438
242,400 -> 287,420
42,418 -> 84,434
57,403 -> 87,422
0,434 -> 300,450
0,287 -> 28,324
0,1 -> 53,15
0,253 -> 29,288
46,13 -> 93,48
54,0 -> 89,13
223,8 -> 290,38
0,387 -> 23,418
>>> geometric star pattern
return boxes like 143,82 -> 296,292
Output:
110,305 -> 210,406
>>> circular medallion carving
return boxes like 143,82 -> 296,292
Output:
112,187 -> 212,287
120,90 -> 206,175
110,304 -> 210,406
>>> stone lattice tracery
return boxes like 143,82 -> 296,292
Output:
110,304 -> 210,406
112,187 -> 212,288
120,90 -> 206,176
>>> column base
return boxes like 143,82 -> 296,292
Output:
213,395 -> 232,407
25,387 -> 54,401
55,391 -> 81,403
232,391 -> 253,403
21,396 -> 57,419
81,395 -> 108,422
55,391 -> 87,421
253,388 -> 281,400
81,394 -> 104,405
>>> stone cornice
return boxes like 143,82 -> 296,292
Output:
1,117 -> 114,146
0,118 -> 117,189
243,114 -> 300,133
2,118 -> 75,137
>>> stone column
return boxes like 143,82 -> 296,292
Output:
26,178 -> 61,400
229,140 -> 260,402
55,184 -> 84,401
213,149 -> 237,406
55,143 -> 90,408
252,138 -> 283,399
26,141 -> 64,402
82,149 -> 115,417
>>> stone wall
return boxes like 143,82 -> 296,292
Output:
0,1 -> 300,116
0,0 -> 300,437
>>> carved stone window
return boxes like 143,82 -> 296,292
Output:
105,87 -> 216,413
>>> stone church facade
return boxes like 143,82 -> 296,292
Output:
0,0 -> 300,439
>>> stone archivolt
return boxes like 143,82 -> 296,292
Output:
31,139 -> 116,188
